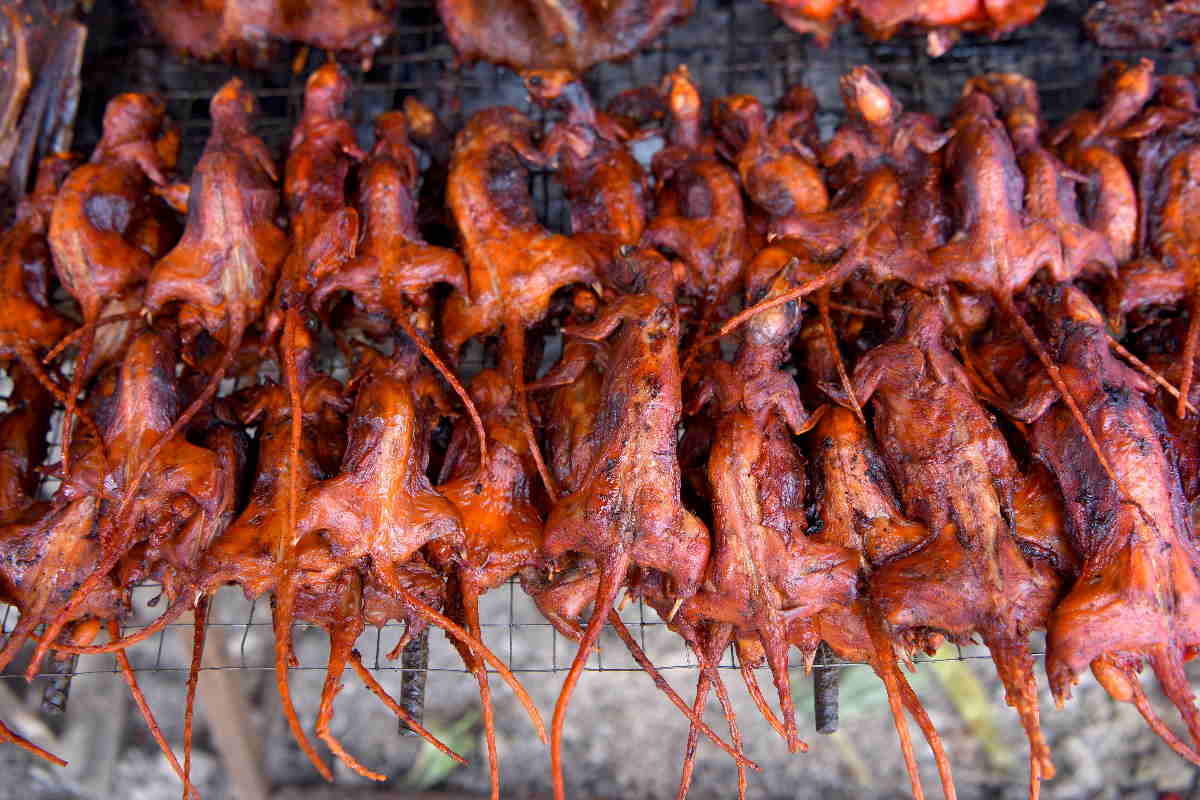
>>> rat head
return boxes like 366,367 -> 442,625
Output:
742,266 -> 803,352
964,73 -> 1040,148
1156,75 -> 1199,113
778,85 -> 818,116
94,93 -> 168,159
372,110 -> 411,151
210,78 -> 258,132
371,111 -> 419,184
19,154 -> 75,226
608,246 -> 676,302
523,69 -> 582,109
660,65 -> 702,146
402,97 -> 439,141
605,87 -> 669,133
457,107 -> 544,166
711,94 -> 766,155
841,66 -> 898,128
300,62 -> 354,123
890,288 -> 946,348
1101,58 -> 1156,109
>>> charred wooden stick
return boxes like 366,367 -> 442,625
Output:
813,642 -> 840,735
397,629 -> 430,736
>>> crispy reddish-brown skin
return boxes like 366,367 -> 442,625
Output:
968,74 -> 1118,282
441,104 -> 599,503
204,330 -> 348,600
857,292 -> 1061,790
51,94 -> 171,324
713,94 -> 829,224
525,70 -> 650,268
295,363 -> 464,594
544,250 -> 709,612
1009,287 -> 1200,761
275,63 -> 363,312
428,369 -> 547,800
289,349 -> 545,778
928,91 -> 1064,295
137,0 -> 394,68
739,72 -> 942,311
145,79 -> 284,348
443,106 -> 598,354
824,67 -> 950,249
797,317 -> 958,800
543,249 -> 710,798
0,365 -> 52,517
7,324 -> 237,679
49,93 -> 177,470
312,111 -> 467,321
764,0 -> 1045,52
436,0 -> 693,72
643,67 -> 751,320
676,273 -> 856,758
0,156 -> 71,364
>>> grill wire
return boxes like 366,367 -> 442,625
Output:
0,0 -> 1194,687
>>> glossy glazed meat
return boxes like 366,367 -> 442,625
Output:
0,364 -> 53,516
525,69 -> 650,267
968,73 -> 1116,281
437,0 -> 693,72
267,69 -> 365,737
928,91 -> 1063,297
854,292 -> 1062,795
430,369 -> 548,800
442,105 -> 598,496
643,67 -> 752,320
543,249 -> 710,799
444,106 -> 599,356
291,353 -> 547,755
712,93 -> 829,225
797,317 -> 957,800
16,324 -> 238,686
49,92 -> 176,473
683,271 -> 854,758
1009,287 -> 1200,765
138,0 -> 395,68
0,155 -> 73,407
313,111 -> 467,325
1109,132 -> 1200,418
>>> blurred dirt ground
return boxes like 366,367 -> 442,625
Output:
2,585 -> 1199,800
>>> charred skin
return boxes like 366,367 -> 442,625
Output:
312,111 -> 466,322
858,292 -> 1060,789
525,70 -> 650,269
543,250 -> 709,800
1020,287 -> 1200,761
437,0 -> 693,72
138,0 -> 394,68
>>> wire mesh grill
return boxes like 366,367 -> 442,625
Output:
1,580 -> 1013,682
0,0 -> 1170,686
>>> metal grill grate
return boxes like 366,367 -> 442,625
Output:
1,581 -> 1010,681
